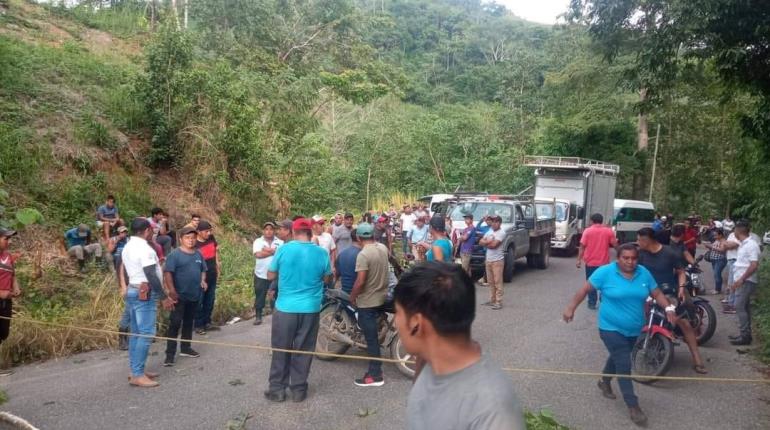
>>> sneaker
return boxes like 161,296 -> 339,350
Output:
354,373 -> 385,387
195,328 -> 207,335
629,406 -> 648,426
253,317 -> 263,326
730,337 -> 752,346
587,303 -> 597,310
264,389 -> 286,402
597,380 -> 616,400
205,324 -> 221,332
481,301 -> 495,307
179,349 -> 200,358
491,303 -> 503,310
291,390 -> 307,402
720,297 -> 729,304
163,356 -> 175,367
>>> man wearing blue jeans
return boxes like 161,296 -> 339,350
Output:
119,218 -> 175,388
348,223 -> 390,387
564,244 -> 676,426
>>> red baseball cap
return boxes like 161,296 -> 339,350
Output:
292,218 -> 313,231
311,214 -> 326,225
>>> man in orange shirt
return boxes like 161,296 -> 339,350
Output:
577,214 -> 618,309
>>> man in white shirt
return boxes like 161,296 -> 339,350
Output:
722,223 -> 762,311
253,221 -> 283,325
479,215 -> 506,310
399,205 -> 417,256
728,223 -> 761,345
119,218 -> 175,388
312,215 -> 337,278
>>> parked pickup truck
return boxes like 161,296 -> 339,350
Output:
445,196 -> 555,282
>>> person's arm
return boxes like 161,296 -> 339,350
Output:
733,258 -> 759,290
349,270 -> 367,306
12,276 -> 21,297
143,264 -> 167,300
676,268 -> 687,301
723,240 -> 740,250
163,271 -> 179,301
106,238 -> 117,254
118,261 -> 127,296
562,282 -> 593,322
650,287 -> 677,324
267,270 -> 277,281
432,244 -> 444,261
486,237 -> 502,249
682,250 -> 695,265
576,243 -> 586,268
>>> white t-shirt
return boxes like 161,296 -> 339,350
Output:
315,232 -> 336,255
727,232 -> 762,260
253,236 -> 284,279
733,238 -> 761,283
121,236 -> 162,285
400,213 -> 417,237
484,229 -> 507,262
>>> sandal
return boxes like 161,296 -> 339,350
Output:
693,364 -> 708,374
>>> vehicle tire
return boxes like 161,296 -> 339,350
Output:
631,332 -> 674,384
691,301 -> 717,346
535,239 -> 550,269
316,306 -> 351,361
526,255 -> 535,268
502,246 -> 515,282
390,334 -> 416,378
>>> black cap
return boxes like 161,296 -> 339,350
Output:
0,227 -> 17,238
462,213 -> 474,219
179,226 -> 198,236
279,219 -> 293,230
489,215 -> 502,222
130,217 -> 151,234
344,212 -> 354,219
429,215 -> 446,232
197,220 -> 212,231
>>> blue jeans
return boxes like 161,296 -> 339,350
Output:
195,271 -> 217,329
599,330 -> 638,407
711,259 -> 727,293
357,307 -> 383,378
401,233 -> 409,255
586,266 -> 599,306
119,303 -> 131,330
126,286 -> 158,377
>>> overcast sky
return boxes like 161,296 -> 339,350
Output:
494,0 -> 571,24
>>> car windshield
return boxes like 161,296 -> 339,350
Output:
450,202 -> 513,223
554,203 -> 568,222
615,207 -> 655,222
532,203 -> 563,221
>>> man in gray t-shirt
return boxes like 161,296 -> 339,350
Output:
394,261 -> 524,430
332,213 -> 355,253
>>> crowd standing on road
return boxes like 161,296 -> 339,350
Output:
3,194 -> 767,429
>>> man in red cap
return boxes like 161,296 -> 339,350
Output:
374,215 -> 393,254
265,218 -> 332,403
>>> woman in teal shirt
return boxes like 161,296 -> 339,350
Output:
426,216 -> 453,263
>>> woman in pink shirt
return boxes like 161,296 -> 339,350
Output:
576,213 -> 618,309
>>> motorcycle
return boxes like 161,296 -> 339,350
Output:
630,255 -> 717,383
315,263 -> 415,378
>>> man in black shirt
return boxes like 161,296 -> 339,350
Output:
637,228 -> 707,374
669,224 -> 695,265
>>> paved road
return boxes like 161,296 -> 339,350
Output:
3,254 -> 769,429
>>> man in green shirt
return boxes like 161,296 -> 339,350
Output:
349,223 -> 390,387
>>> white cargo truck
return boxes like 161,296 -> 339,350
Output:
524,156 -> 619,254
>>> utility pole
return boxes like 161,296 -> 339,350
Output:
648,123 -> 661,203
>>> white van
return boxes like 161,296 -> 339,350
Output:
613,199 -> 655,243
418,194 -> 456,217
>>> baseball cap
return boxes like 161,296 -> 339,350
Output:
293,218 -> 313,231
489,215 -> 502,222
179,226 -> 198,236
263,221 -> 276,228
279,219 -> 293,230
429,216 -> 445,231
462,213 -> 474,219
117,226 -> 128,233
197,220 -> 212,231
356,223 -> 374,238
77,223 -> 89,237
311,215 -> 326,225
377,216 -> 388,223
344,212 -> 354,219
0,227 -> 17,238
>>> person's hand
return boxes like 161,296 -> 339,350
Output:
11,286 -> 21,297
162,298 -> 175,311
168,290 -> 179,302
576,260 -> 582,269
120,286 -> 127,298
562,307 -> 575,323
665,310 -> 677,325
267,290 -> 275,301
733,278 -> 744,290
678,287 -> 687,303
201,282 -> 208,292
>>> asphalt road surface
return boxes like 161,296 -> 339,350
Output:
2,253 -> 769,430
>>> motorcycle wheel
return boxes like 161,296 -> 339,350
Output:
389,334 -> 416,378
316,307 -> 352,361
692,301 -> 717,346
631,332 -> 674,384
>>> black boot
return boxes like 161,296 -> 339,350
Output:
118,327 -> 129,350
78,259 -> 87,273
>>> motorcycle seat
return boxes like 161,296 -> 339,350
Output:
326,288 -> 351,302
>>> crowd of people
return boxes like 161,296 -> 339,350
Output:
0,195 -> 766,429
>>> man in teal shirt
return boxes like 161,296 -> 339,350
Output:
264,218 -> 332,403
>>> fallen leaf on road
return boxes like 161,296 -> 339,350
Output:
356,408 -> 377,418
73,359 -> 86,364
228,379 -> 245,386
226,412 -> 252,430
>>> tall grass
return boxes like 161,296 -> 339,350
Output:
212,234 -> 256,323
50,2 -> 148,38
371,191 -> 420,213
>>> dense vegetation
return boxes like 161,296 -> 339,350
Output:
0,0 -> 768,371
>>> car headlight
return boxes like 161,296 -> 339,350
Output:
555,235 -> 567,241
